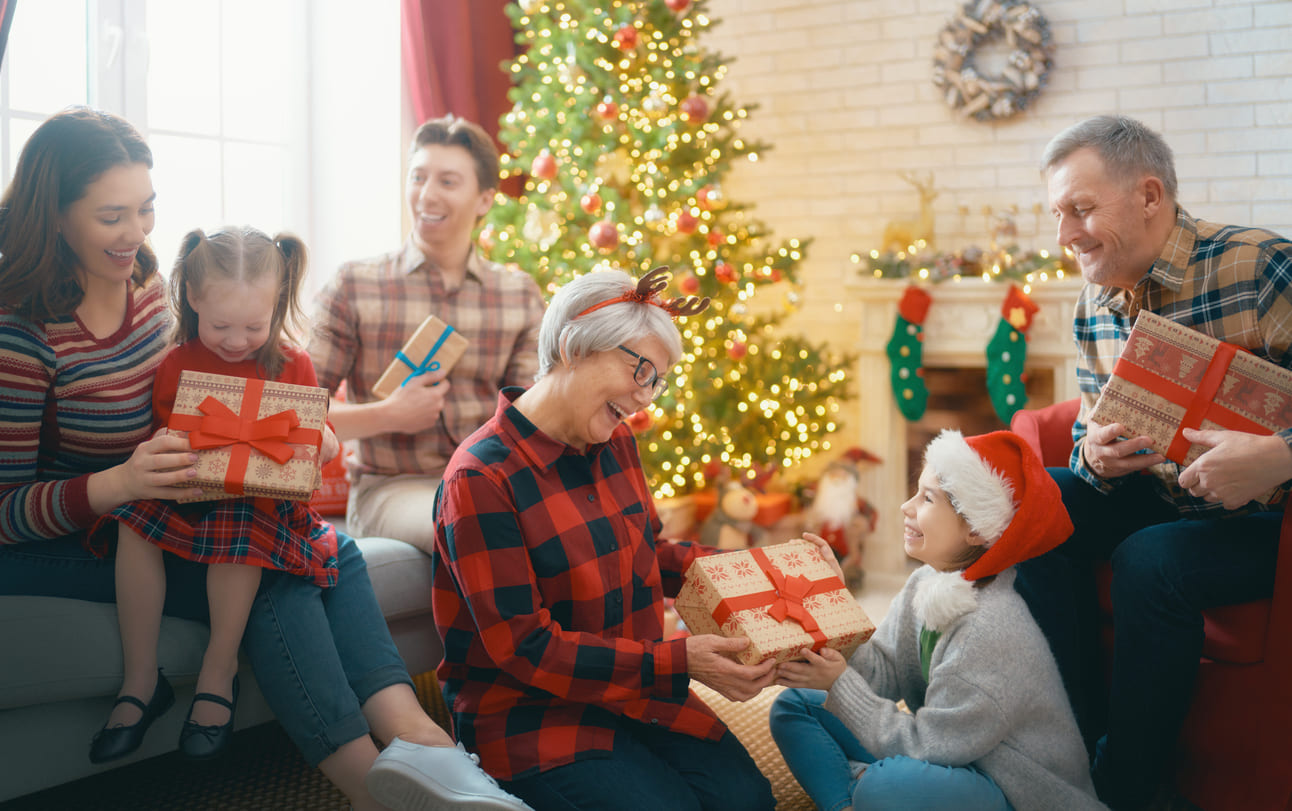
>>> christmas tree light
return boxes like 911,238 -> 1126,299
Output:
483,0 -> 853,496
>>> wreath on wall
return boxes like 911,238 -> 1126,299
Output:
932,0 -> 1055,123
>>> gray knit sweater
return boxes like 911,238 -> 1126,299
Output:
824,566 -> 1105,811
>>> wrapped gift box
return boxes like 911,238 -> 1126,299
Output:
1090,309 -> 1292,468
673,539 -> 875,666
166,371 -> 328,502
372,315 -> 469,399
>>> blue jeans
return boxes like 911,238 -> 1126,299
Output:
1014,469 -> 1278,810
0,530 -> 411,767
500,719 -> 774,811
770,688 -> 1012,811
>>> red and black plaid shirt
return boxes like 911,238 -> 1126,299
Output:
431,388 -> 725,780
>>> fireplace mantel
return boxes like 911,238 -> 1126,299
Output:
842,276 -> 1084,585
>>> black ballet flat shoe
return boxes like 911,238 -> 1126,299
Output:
89,669 -> 175,764
178,675 -> 239,760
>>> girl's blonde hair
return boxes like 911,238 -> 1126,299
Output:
168,226 -> 308,379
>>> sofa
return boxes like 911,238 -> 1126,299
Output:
0,535 -> 441,803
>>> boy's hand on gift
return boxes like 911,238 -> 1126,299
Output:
775,646 -> 847,692
382,370 -> 451,434
1080,419 -> 1164,479
1179,429 -> 1292,509
686,634 -> 777,701
801,532 -> 846,582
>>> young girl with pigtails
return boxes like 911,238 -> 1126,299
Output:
86,226 -> 342,764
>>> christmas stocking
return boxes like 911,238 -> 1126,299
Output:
886,285 -> 933,421
986,284 -> 1040,424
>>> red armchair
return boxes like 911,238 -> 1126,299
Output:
1010,398 -> 1292,811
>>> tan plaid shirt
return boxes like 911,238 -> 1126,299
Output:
309,241 -> 545,479
1072,207 -> 1292,513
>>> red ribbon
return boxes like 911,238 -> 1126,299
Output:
709,547 -> 844,652
168,378 -> 322,494
1110,341 -> 1271,464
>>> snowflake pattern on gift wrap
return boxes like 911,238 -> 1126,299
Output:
279,463 -> 299,483
732,558 -> 757,578
256,460 -> 274,480
779,550 -> 807,570
709,565 -> 731,582
825,590 -> 853,606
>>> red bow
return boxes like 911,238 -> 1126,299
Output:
184,397 -> 299,464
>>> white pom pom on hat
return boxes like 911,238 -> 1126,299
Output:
924,428 -> 1074,581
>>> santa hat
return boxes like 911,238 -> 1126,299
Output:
923,429 -> 1073,581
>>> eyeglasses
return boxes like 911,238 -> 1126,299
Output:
616,345 -> 668,400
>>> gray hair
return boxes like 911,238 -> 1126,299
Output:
536,269 -> 684,380
1040,114 -> 1177,201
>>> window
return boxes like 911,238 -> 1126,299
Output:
0,1 -> 401,296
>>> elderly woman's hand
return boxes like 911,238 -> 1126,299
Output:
685,634 -> 778,701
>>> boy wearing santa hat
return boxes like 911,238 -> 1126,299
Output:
772,430 -> 1104,811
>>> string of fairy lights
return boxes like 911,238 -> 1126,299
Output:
482,0 -> 853,497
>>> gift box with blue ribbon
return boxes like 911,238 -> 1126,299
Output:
372,315 -> 469,399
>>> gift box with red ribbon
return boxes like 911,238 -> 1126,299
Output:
372,315 -> 469,400
673,539 -> 876,666
1090,310 -> 1292,483
166,371 -> 328,502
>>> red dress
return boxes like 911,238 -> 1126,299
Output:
87,341 -> 339,587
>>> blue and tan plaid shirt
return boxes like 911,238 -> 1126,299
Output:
1071,206 -> 1292,514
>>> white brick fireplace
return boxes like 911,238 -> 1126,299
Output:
843,277 -> 1084,587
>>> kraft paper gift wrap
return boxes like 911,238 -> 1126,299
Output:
371,315 -> 469,399
166,371 -> 327,502
1090,310 -> 1292,473
674,539 -> 876,666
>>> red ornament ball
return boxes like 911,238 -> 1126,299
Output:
589,220 -> 620,251
680,95 -> 709,123
676,210 -> 699,234
580,192 -> 602,214
595,99 -> 619,120
714,261 -> 737,284
531,151 -> 557,180
727,341 -> 748,361
613,25 -> 638,50
707,229 -> 724,247
626,409 -> 653,433
696,184 -> 718,210
678,274 -> 700,294
665,0 -> 691,10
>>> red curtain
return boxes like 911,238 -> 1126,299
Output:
401,0 -> 516,143
0,0 -> 16,69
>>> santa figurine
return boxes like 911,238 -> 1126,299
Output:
804,447 -> 880,587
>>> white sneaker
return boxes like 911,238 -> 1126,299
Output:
366,738 -> 533,811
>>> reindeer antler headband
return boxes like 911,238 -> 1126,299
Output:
575,266 -> 711,320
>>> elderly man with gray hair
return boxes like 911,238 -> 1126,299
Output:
1015,114 -> 1292,810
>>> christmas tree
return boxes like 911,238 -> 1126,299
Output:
482,0 -> 853,498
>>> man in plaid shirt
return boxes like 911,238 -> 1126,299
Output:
431,268 -> 778,810
309,115 -> 545,551
1017,115 -> 1292,811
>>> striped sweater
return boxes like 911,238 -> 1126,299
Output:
0,275 -> 172,543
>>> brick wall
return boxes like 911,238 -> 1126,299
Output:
701,0 -> 1292,343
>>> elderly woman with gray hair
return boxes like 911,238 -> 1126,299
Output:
427,268 -> 777,811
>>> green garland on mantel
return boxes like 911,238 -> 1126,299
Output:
851,243 -> 1076,286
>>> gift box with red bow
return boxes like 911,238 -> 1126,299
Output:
1090,310 -> 1292,479
673,539 -> 876,665
166,371 -> 328,502
372,315 -> 469,400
